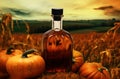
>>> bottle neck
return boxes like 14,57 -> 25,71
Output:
52,15 -> 63,31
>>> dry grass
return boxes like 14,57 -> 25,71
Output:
0,13 -> 13,49
8,30 -> 119,79
0,13 -> 120,79
7,32 -> 119,79
0,13 -> 31,50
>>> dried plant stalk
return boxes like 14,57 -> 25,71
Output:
107,22 -> 120,39
26,34 -> 34,49
0,13 -> 13,48
100,49 -> 112,67
22,20 -> 30,33
16,18 -> 33,49
15,20 -> 20,29
22,20 -> 35,49
110,68 -> 120,79
13,16 -> 30,34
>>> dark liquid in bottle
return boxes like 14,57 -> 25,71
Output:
42,29 -> 73,73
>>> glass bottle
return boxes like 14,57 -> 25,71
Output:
41,8 -> 73,73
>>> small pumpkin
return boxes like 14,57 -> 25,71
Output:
0,46 -> 22,78
72,49 -> 84,72
79,62 -> 111,79
6,49 -> 45,79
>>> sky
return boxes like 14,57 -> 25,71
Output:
0,0 -> 120,20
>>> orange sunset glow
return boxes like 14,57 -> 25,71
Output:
0,0 -> 120,20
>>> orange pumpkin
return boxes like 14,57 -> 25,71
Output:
72,49 -> 84,72
0,46 -> 22,78
6,49 -> 45,79
79,62 -> 111,79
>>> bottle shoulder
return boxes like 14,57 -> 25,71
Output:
42,29 -> 73,40
43,29 -> 71,36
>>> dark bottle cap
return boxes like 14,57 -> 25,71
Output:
52,8 -> 63,15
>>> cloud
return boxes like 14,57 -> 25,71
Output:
105,9 -> 120,16
94,6 -> 113,10
94,5 -> 120,18
1,7 -> 31,16
1,0 -> 120,20
0,7 -> 50,20
8,8 -> 31,16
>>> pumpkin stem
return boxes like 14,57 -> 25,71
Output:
72,58 -> 75,63
98,67 -> 107,72
6,46 -> 14,54
22,49 -> 38,58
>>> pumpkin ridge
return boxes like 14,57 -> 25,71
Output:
87,70 -> 99,79
6,50 -> 45,79
79,62 -> 111,79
